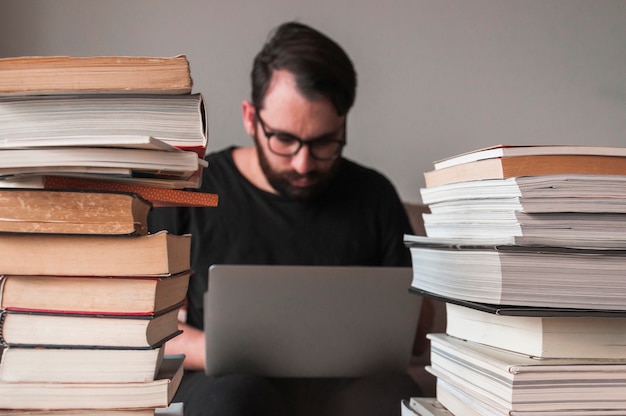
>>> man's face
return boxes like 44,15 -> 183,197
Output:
252,70 -> 346,201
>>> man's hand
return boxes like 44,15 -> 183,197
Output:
165,322 -> 206,371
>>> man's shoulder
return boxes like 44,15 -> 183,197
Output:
204,146 -> 236,165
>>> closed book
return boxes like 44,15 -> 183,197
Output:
433,144 -> 626,170
0,146 -> 206,181
424,154 -> 626,188
435,375 -> 626,416
0,402 -> 183,415
0,94 -> 207,156
0,189 -> 151,235
445,302 -> 626,359
0,355 -> 184,410
0,271 -> 190,316
405,234 -> 626,310
0,308 -> 181,348
0,55 -> 192,95
427,333 -> 626,412
0,230 -> 190,276
420,174 -> 626,205
422,211 -> 626,240
39,176 -> 219,207
0,345 -> 164,383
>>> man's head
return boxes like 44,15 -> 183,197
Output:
242,21 -> 357,201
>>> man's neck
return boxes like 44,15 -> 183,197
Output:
232,146 -> 277,194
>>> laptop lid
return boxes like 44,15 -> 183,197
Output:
204,265 -> 422,378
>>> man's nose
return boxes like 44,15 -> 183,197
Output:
290,144 -> 316,174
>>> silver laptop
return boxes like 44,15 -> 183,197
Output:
204,265 -> 422,378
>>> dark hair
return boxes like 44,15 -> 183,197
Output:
251,21 -> 357,116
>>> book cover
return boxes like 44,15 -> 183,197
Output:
0,189 -> 152,235
0,93 -> 207,155
405,234 -> 626,310
0,271 -> 191,316
0,55 -> 192,95
0,345 -> 164,383
445,302 -> 626,359
0,230 -> 190,276
433,144 -> 626,170
0,355 -> 184,409
427,333 -> 626,411
0,308 -> 182,348
41,176 -> 219,207
424,154 -> 626,188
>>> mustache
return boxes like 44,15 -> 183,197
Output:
283,171 -> 321,181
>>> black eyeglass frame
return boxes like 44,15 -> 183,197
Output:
255,109 -> 346,161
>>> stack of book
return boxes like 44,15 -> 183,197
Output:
0,55 -> 216,414
0,54 -> 218,208
402,144 -> 626,415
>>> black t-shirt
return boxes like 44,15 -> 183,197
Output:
148,147 -> 413,329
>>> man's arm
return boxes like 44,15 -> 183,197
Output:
165,322 -> 206,371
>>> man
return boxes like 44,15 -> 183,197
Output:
149,21 -> 423,416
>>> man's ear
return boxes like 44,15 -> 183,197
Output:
241,100 -> 256,137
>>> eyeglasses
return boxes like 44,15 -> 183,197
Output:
255,110 -> 346,161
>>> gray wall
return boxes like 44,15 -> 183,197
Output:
2,0 -> 625,203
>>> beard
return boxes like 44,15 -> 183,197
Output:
254,133 -> 341,202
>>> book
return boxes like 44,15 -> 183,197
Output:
0,146 -> 207,181
401,398 -> 454,416
433,144 -> 626,170
427,333 -> 626,412
0,355 -> 184,410
425,196 -> 626,214
0,55 -> 192,96
0,230 -> 190,276
0,345 -> 164,383
445,302 -> 626,359
0,271 -> 191,315
0,189 -> 151,235
435,377 -> 626,416
0,308 -> 181,348
404,234 -> 626,310
39,176 -> 219,207
422,211 -> 626,239
0,403 -> 183,415
0,93 -> 207,155
0,135 -> 177,151
420,174 -> 626,204
423,154 -> 626,188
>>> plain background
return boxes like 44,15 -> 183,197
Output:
1,0 -> 624,203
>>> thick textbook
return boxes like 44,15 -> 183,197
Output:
0,189 -> 151,235
0,230 -> 190,276
0,308 -> 181,348
0,93 -> 207,155
445,302 -> 626,358
427,333 -> 626,412
433,144 -> 626,170
0,55 -> 192,95
0,355 -> 184,410
0,271 -> 190,315
0,346 -> 164,383
424,154 -> 626,187
405,234 -> 626,310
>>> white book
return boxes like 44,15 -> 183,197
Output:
433,144 -> 626,170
